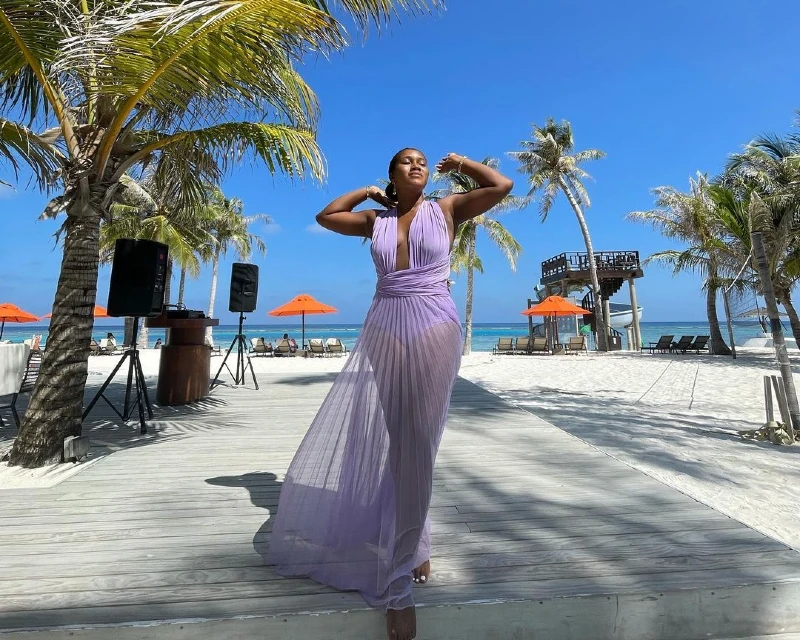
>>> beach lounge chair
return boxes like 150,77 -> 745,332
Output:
326,338 -> 347,356
309,339 -> 327,357
685,335 -> 710,354
88,339 -> 101,356
98,338 -> 117,355
206,337 -> 222,356
646,335 -> 674,354
249,337 -> 272,357
670,335 -> 695,354
514,336 -> 531,354
274,338 -> 293,356
530,336 -> 550,354
5,351 -> 42,428
566,335 -> 588,354
492,337 -> 514,355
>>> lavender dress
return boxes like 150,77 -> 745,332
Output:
269,200 -> 462,611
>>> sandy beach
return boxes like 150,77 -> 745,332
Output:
2,347 -> 799,552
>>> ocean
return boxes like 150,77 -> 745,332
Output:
1,321 -> 773,352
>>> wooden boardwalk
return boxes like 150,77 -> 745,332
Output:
1,371 -> 800,640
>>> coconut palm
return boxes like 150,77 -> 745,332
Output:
627,174 -> 733,355
714,133 -> 800,345
508,118 -> 609,350
100,172 -> 216,346
201,186 -> 270,341
1,0 -> 437,467
429,158 -> 524,355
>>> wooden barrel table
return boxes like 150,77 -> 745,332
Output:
145,316 -> 219,405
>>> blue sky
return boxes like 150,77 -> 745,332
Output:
2,0 -> 799,325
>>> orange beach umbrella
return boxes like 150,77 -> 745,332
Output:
521,296 -> 590,317
268,294 -> 338,349
42,304 -> 110,319
0,303 -> 39,340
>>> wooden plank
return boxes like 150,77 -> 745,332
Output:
1,550 -> 796,600
3,553 -> 800,613
1,374 -> 798,638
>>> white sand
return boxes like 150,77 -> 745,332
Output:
459,348 -> 800,551
2,347 -> 799,552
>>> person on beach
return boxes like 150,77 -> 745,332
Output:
282,333 -> 298,353
269,149 -> 513,640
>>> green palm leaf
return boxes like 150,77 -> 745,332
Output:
0,117 -> 61,187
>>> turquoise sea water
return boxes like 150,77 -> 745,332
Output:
2,320 -> 773,351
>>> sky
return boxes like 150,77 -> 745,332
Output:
2,0 -> 799,326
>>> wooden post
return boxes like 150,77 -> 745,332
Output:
771,375 -> 792,429
721,287 -> 737,360
628,276 -> 642,351
602,297 -> 612,343
751,231 -> 797,442
527,298 -> 534,342
764,376 -> 774,423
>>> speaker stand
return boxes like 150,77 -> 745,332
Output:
83,317 -> 152,434
211,312 -> 259,390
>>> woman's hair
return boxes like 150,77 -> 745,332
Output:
386,147 -> 423,201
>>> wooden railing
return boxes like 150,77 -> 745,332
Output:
541,251 -> 642,280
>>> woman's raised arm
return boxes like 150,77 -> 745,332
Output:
316,187 -> 394,238
435,154 -> 514,224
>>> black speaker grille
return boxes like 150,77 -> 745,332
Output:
229,263 -> 259,313
107,239 -> 168,317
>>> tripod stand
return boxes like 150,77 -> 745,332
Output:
211,312 -> 259,389
83,317 -> 152,434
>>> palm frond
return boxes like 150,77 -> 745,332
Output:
0,1 -> 78,154
0,117 -> 61,188
112,122 -> 323,187
89,0 -> 438,176
481,218 -> 522,271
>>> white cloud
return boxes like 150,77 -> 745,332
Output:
306,223 -> 331,234
262,223 -> 281,235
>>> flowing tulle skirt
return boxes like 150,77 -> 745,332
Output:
269,291 -> 462,611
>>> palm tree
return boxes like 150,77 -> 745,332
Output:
1,0 -> 436,468
627,174 -> 733,355
508,118 -> 609,350
201,186 -> 270,341
100,172 -> 215,346
724,135 -> 800,344
429,158 -> 524,355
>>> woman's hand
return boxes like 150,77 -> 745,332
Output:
366,185 -> 396,209
436,153 -> 467,174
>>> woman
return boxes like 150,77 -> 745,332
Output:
269,149 -> 513,640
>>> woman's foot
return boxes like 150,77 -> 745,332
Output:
387,606 -> 416,640
413,560 -> 430,584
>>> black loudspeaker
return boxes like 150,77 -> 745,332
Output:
229,263 -> 259,313
107,239 -> 168,317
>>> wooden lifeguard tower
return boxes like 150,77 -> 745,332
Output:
539,250 -> 644,349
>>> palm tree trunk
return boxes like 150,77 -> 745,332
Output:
778,293 -> 800,348
558,177 -> 608,351
206,246 -> 220,341
706,282 -> 731,355
8,208 -> 101,467
177,267 -> 186,307
462,225 -> 476,356
752,231 -> 798,439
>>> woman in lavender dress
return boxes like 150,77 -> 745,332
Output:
269,149 -> 513,639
